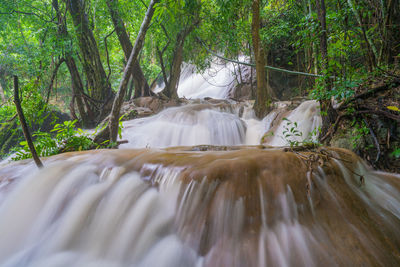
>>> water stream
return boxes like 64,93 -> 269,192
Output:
0,64 -> 399,266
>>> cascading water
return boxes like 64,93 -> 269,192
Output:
1,63 -> 399,267
132,58 -> 321,148
120,103 -> 246,148
119,99 -> 321,148
0,148 -> 399,266
154,60 -> 239,99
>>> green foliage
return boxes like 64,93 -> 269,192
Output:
11,114 -> 126,161
118,114 -> 125,139
391,148 -> 400,159
11,120 -> 96,160
310,77 -> 359,101
350,120 -> 369,149
282,118 -> 303,147
282,118 -> 321,148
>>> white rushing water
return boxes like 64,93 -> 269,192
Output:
0,148 -> 399,266
119,59 -> 321,149
120,99 -> 321,148
120,103 -> 246,148
5,60 -> 397,267
154,60 -> 239,99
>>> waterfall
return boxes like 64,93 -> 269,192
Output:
120,103 -> 246,148
123,59 -> 321,149
1,60 -> 399,267
119,99 -> 321,148
0,148 -> 399,266
153,60 -> 239,99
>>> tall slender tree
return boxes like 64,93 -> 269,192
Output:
66,0 -> 114,123
108,0 -> 159,143
106,0 -> 151,98
252,0 -> 271,118
161,0 -> 201,99
52,0 -> 91,127
316,0 -> 336,139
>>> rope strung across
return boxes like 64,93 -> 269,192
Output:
198,38 -> 324,78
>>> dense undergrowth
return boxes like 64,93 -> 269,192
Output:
320,70 -> 400,172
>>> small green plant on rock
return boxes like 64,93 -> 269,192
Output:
282,118 -> 303,147
282,118 -> 322,148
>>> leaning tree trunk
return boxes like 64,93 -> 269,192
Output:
108,0 -> 159,143
252,0 -> 271,118
67,0 -> 113,123
106,0 -> 151,98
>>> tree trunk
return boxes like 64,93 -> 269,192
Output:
347,0 -> 378,68
108,0 -> 159,143
381,0 -> 398,65
0,67 -> 8,102
164,31 -> 186,99
53,0 -> 92,127
252,0 -> 271,118
45,58 -> 65,106
65,56 -> 91,126
308,0 -> 319,75
162,4 -> 199,100
316,0 -> 328,73
106,0 -> 151,98
13,76 -> 43,168
67,0 -> 113,122
0,81 -> 5,102
126,76 -> 134,100
316,0 -> 336,141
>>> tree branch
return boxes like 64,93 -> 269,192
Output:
0,9 -> 55,23
13,76 -> 43,168
104,29 -> 115,83
45,57 -> 65,106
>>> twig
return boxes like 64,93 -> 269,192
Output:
138,0 -> 148,8
362,116 -> 381,163
320,113 -> 349,142
104,29 -> 115,84
13,76 -> 43,168
0,9 -> 54,23
341,78 -> 400,107
45,57 -> 65,107
355,109 -> 400,122
376,66 -> 400,79
6,114 -> 18,123
156,46 -> 169,88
